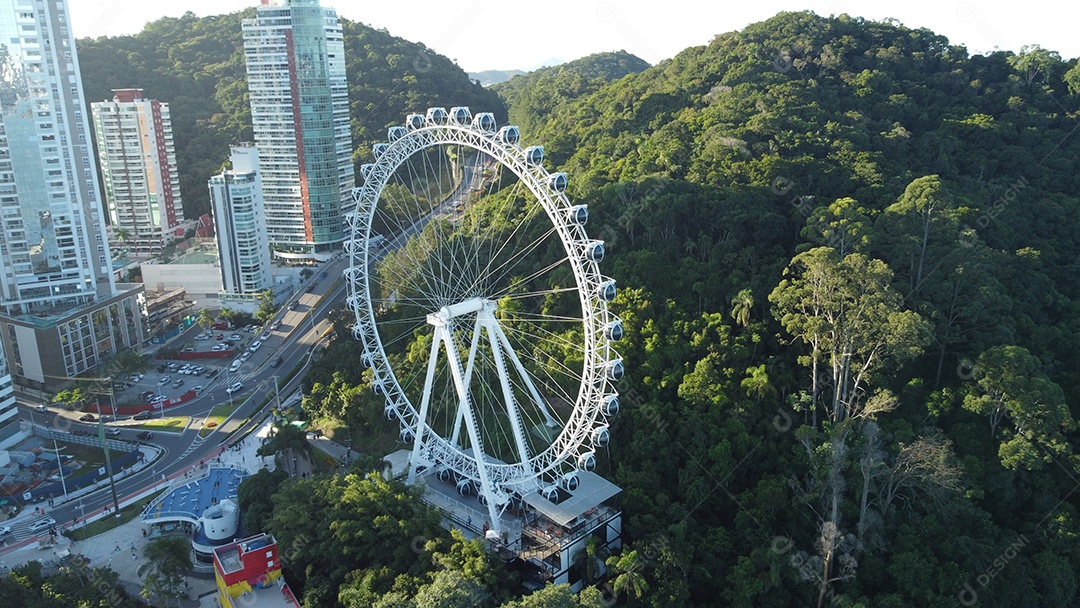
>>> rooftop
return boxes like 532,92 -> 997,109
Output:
214,532 -> 274,574
141,466 -> 247,523
171,249 -> 219,265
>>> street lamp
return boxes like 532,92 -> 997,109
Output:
76,502 -> 86,540
49,437 -> 69,500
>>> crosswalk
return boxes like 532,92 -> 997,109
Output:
2,514 -> 59,544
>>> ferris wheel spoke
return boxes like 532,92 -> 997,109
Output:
350,111 -> 618,518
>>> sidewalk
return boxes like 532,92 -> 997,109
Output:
0,417 -> 286,607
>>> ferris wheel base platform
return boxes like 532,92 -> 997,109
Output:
384,448 -> 624,592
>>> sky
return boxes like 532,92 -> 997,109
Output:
69,0 -> 1079,73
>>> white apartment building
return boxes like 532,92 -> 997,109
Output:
211,144 -> 273,296
242,0 -> 355,261
92,88 -> 184,256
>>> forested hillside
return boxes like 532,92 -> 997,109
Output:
491,51 -> 651,140
70,8 -> 1080,607
265,10 -> 1080,608
76,11 -> 504,218
489,10 -> 1080,607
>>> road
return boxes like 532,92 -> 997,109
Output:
5,257 -> 350,545
3,152 -> 489,546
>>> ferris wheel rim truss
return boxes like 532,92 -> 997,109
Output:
344,111 -> 622,514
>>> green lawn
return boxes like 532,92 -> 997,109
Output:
64,491 -> 161,540
135,416 -> 190,432
200,402 -> 242,436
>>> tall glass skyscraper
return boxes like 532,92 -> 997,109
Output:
242,0 -> 354,261
0,0 -> 147,394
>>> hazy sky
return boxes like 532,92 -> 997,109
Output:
69,0 -> 1078,72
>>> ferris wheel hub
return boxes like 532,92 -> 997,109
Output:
426,297 -> 494,327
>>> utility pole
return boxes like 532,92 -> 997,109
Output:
273,375 -> 280,414
98,378 -> 122,520
49,437 -> 69,499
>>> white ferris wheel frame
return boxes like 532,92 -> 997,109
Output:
343,109 -> 621,525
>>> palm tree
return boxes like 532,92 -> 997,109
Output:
137,536 -> 192,607
257,419 -> 313,475
606,549 -> 650,604
573,535 -> 610,584
197,308 -> 215,330
730,288 -> 754,327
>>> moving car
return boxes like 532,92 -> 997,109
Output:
271,355 -> 284,368
29,517 -> 56,533
137,431 -> 154,440
157,376 -> 171,386
226,381 -> 244,395
133,410 -> 152,420
105,428 -> 121,437
0,525 -> 10,536
35,404 -> 47,413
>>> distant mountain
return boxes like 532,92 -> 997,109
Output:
490,50 -> 650,138
469,69 -> 526,86
77,12 -> 505,219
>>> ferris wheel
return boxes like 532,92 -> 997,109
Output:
344,107 -> 623,531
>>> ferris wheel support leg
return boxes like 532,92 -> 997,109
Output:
451,318 -> 484,448
407,324 -> 444,485
442,323 -> 504,534
493,321 -> 559,427
483,319 -> 531,466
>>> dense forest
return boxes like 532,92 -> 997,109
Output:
73,8 -> 1080,608
76,10 -> 503,219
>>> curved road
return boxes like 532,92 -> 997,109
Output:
6,258 -> 350,545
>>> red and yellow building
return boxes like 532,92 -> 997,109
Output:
213,533 -> 299,607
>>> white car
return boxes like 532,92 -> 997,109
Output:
229,360 -> 242,372
193,385 -> 204,393
226,381 -> 244,395
248,341 -> 261,353
157,376 -> 171,386
211,344 -> 226,352
0,524 -> 11,536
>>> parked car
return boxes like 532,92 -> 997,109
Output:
226,381 -> 244,395
172,378 -> 184,388
193,385 -> 204,393
137,431 -> 154,440
133,410 -> 152,420
230,333 -> 242,341
211,344 -> 226,352
157,376 -> 171,386
141,390 -> 156,401
79,413 -> 96,422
